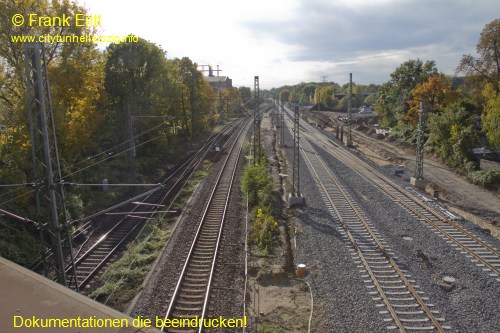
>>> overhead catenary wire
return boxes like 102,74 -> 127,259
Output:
0,188 -> 37,208
62,121 -> 169,173
67,116 -> 228,227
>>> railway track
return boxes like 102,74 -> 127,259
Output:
34,121 -> 241,292
280,110 -> 449,331
331,146 -> 500,280
159,118 -> 251,333
288,108 -> 500,282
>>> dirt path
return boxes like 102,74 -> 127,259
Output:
245,110 -> 312,332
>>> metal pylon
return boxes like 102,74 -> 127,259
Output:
346,72 -> 353,147
292,106 -> 300,197
253,76 -> 260,164
415,102 -> 425,180
24,42 -> 73,287
280,99 -> 285,147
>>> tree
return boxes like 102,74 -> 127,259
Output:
104,39 -> 176,146
374,59 -> 438,127
404,74 -> 459,124
0,0 -> 100,110
375,83 -> 398,126
0,0 -> 104,167
0,0 -> 106,266
278,88 -> 291,102
482,83 -> 500,151
457,19 -> 500,94
238,86 -> 252,103
427,101 -> 480,168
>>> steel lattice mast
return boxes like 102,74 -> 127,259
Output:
346,72 -> 353,147
253,76 -> 260,164
292,106 -> 300,197
24,42 -> 75,287
415,102 -> 425,180
280,98 -> 285,147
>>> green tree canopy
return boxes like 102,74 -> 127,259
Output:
457,19 -> 500,94
482,83 -> 500,151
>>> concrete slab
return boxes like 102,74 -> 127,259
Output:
0,257 -> 161,333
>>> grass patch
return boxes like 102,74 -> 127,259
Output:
90,220 -> 168,310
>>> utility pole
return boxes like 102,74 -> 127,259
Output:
289,106 -> 304,207
190,71 -> 196,141
24,42 -> 68,286
410,102 -> 427,189
253,76 -> 260,164
280,98 -> 285,147
346,73 -> 353,147
415,102 -> 425,180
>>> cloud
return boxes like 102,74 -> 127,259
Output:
241,0 -> 499,81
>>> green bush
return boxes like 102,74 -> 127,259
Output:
253,208 -> 277,252
467,171 -> 500,189
241,163 -> 272,209
242,159 -> 277,253
390,122 -> 418,143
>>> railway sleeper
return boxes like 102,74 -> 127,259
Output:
176,299 -> 203,306
183,281 -> 208,288
178,291 -> 205,299
186,271 -> 209,278
189,262 -> 211,268
384,289 -> 412,295
381,285 -> 410,290
172,309 -> 202,316
184,276 -> 208,283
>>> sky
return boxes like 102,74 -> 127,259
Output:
80,0 -> 499,89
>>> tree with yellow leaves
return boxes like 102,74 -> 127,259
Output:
404,74 -> 459,125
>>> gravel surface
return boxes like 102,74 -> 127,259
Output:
281,122 -> 386,332
279,108 -> 500,332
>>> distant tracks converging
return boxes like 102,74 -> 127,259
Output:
159,117 -> 251,333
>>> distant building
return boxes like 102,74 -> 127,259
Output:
204,65 -> 232,91
206,75 -> 232,91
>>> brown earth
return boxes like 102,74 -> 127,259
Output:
245,111 -> 314,333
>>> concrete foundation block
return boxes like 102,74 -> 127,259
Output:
289,193 -> 305,207
410,177 -> 427,190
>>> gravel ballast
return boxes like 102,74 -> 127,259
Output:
279,108 -> 499,332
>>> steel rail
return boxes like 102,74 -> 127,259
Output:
161,117 -> 251,332
282,108 -> 448,332
286,105 -> 499,280
300,138 -> 446,332
329,144 -> 500,277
